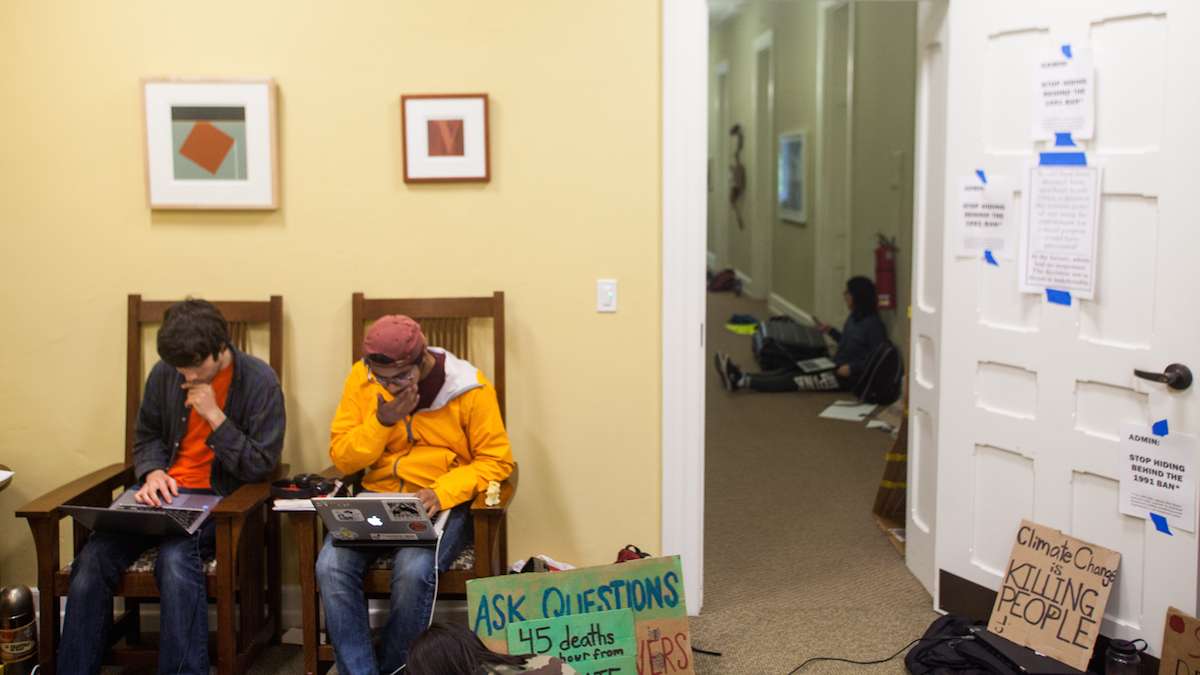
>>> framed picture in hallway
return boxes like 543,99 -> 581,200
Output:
142,78 -> 279,210
777,130 -> 806,224
402,93 -> 490,183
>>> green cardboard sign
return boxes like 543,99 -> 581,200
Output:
573,654 -> 638,674
507,609 -> 635,666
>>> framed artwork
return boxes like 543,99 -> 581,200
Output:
401,94 -> 490,183
142,78 -> 279,210
777,131 -> 806,224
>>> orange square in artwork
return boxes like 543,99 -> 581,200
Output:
178,121 -> 236,174
427,119 -> 465,157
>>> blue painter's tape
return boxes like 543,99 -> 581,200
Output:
1153,419 -> 1169,437
1054,132 -> 1076,147
1046,288 -> 1071,305
1150,513 -> 1173,535
976,169 -> 987,184
1039,152 -> 1087,166
984,250 -> 998,266
1062,44 -> 1073,59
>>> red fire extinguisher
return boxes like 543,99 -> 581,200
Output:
874,234 -> 898,311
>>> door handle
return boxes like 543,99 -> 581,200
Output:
1133,363 -> 1193,391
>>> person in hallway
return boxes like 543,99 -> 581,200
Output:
57,299 -> 286,675
316,315 -> 515,674
714,276 -> 888,393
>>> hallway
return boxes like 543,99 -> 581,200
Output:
689,291 -> 936,673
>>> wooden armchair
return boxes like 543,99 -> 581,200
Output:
289,291 -> 519,675
16,295 -> 288,675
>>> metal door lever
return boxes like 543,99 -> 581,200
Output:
1133,363 -> 1193,391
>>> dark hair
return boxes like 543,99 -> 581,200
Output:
845,276 -> 878,316
157,299 -> 229,367
406,622 -> 530,675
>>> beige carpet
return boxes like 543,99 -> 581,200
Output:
688,291 -> 936,674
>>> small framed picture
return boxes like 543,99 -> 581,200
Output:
777,130 -> 806,224
401,94 -> 490,183
142,78 -> 279,210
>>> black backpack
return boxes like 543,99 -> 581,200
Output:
852,340 -> 904,405
905,615 -> 1021,674
751,316 -> 828,370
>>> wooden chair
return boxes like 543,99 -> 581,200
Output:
289,291 -> 518,675
16,295 -> 288,675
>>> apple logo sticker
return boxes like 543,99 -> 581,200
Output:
367,516 -> 383,527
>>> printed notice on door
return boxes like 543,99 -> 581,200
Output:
987,520 -> 1120,671
956,175 -> 1015,258
1032,45 -> 1094,140
1019,165 -> 1102,299
1119,424 -> 1197,533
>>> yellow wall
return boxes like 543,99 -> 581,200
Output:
0,1 -> 662,586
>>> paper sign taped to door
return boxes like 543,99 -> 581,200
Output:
956,174 -> 1015,258
1119,423 -> 1197,533
987,520 -> 1121,671
1032,44 -> 1094,140
1019,164 -> 1102,299
1160,607 -> 1200,675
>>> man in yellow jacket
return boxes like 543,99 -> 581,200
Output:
316,315 -> 514,674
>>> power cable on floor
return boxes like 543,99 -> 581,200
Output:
785,635 -> 970,673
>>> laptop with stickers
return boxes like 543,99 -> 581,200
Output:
313,494 -> 449,548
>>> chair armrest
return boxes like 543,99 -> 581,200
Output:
16,463 -> 133,520
470,466 -> 519,515
212,463 -> 290,519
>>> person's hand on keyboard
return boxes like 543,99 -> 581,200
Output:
136,469 -> 179,506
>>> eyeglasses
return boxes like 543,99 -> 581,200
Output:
366,362 -> 421,387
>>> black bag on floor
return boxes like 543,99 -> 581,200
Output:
751,316 -> 827,370
905,615 -> 1018,674
852,339 -> 904,405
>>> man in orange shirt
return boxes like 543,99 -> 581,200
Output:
57,300 -> 286,675
317,315 -> 513,674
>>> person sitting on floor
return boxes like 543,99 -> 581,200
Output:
407,622 -> 576,674
714,276 -> 888,393
316,315 -> 515,674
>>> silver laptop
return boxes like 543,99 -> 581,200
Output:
63,488 -> 221,537
314,494 -> 448,548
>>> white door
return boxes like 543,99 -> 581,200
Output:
932,0 -> 1200,657
906,0 -> 949,597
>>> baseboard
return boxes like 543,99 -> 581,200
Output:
767,292 -> 816,325
734,268 -> 752,286
937,569 -> 1161,674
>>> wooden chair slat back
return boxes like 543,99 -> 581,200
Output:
351,292 -> 505,420
125,295 -> 284,464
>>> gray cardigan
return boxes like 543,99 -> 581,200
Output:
132,346 -> 286,496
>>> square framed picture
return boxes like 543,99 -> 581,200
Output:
142,78 -> 279,210
401,94 -> 490,183
777,130 -> 806,224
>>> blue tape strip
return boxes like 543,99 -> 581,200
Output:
1039,152 -> 1087,166
1153,419 -> 1169,437
1046,289 -> 1072,305
976,169 -> 987,184
1062,44 -> 1073,59
1150,513 -> 1173,535
1054,132 -> 1076,147
984,250 -> 998,266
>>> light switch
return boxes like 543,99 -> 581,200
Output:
596,279 -> 618,313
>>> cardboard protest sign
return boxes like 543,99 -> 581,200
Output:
507,609 -> 637,672
987,520 -> 1121,671
469,556 -> 694,675
1161,606 -> 1200,675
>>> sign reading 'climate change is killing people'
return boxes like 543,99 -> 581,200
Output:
1161,607 -> 1200,675
468,556 -> 694,675
988,520 -> 1121,671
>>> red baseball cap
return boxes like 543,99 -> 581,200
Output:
362,315 -> 427,364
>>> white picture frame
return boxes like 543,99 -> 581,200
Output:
401,94 -> 490,183
777,130 -> 806,224
142,78 -> 279,210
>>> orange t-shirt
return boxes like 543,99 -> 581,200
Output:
168,362 -> 234,489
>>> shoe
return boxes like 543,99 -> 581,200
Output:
713,353 -> 743,392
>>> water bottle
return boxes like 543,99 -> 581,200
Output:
1104,638 -> 1144,675
0,585 -> 37,675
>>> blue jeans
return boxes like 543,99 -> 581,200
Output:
57,512 -> 216,675
315,504 -> 472,675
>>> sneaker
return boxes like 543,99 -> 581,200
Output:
713,353 -> 743,392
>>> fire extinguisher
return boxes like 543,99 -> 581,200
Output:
874,234 -> 898,311
0,585 -> 37,675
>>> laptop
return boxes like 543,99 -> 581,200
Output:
63,488 -> 221,537
314,494 -> 449,548
968,626 -> 1086,674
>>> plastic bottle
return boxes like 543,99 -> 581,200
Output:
1104,638 -> 1144,675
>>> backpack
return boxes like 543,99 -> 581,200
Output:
707,269 -> 742,294
905,615 -> 1021,674
751,316 -> 828,370
852,340 -> 904,405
